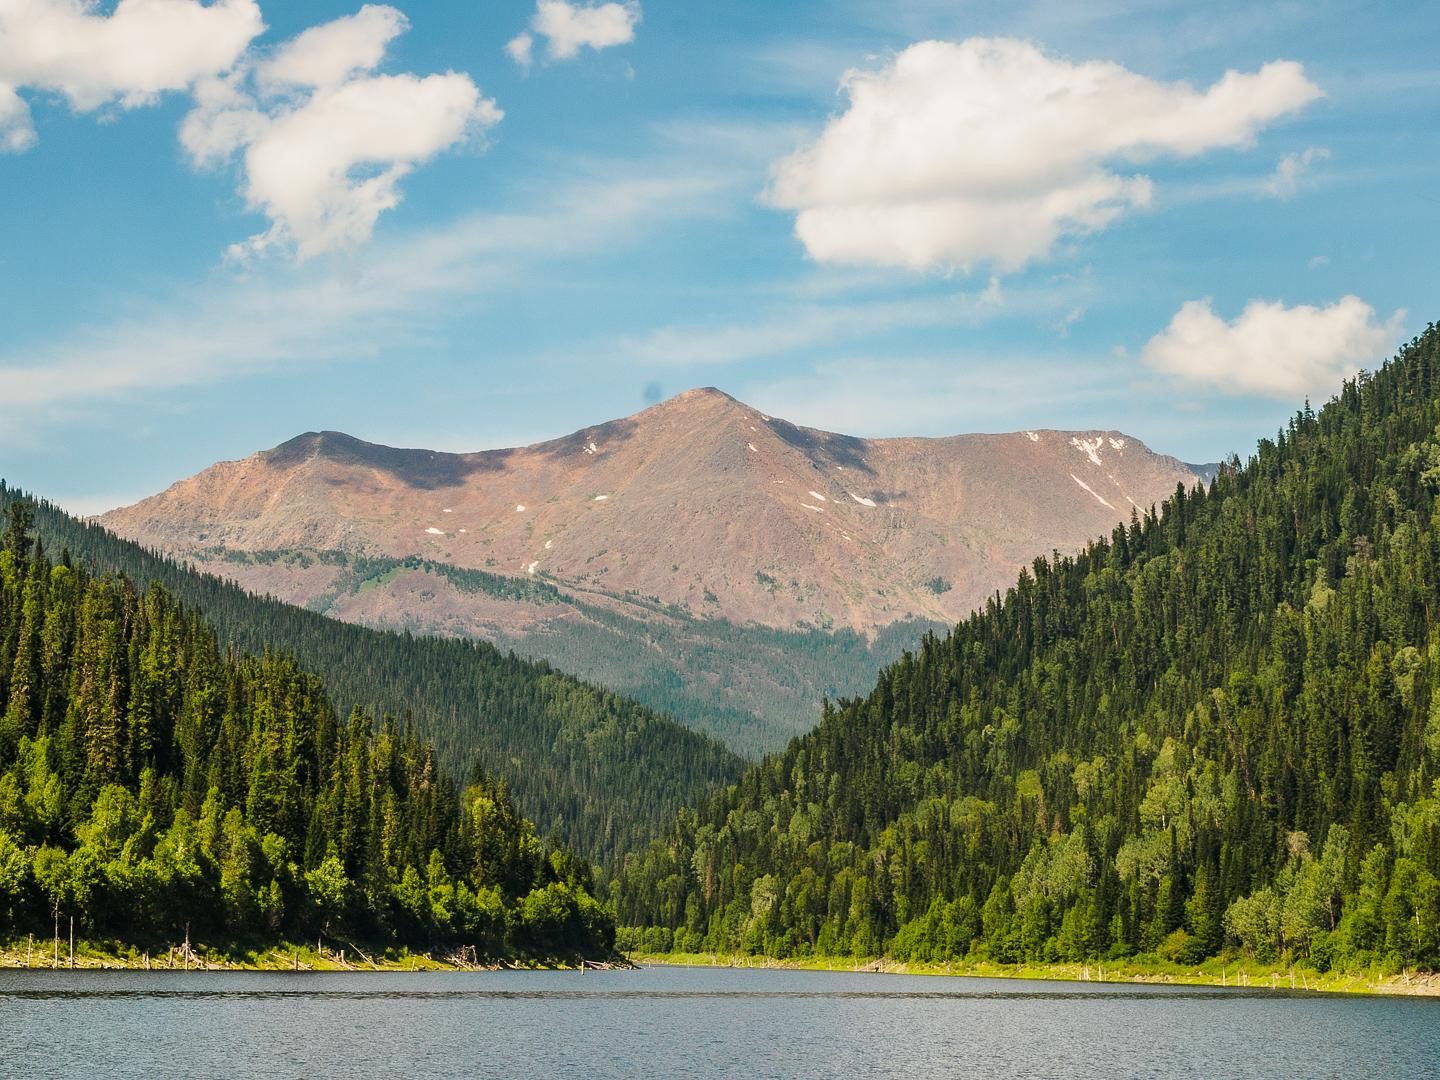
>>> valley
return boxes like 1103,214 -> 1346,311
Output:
100,389 -> 1209,751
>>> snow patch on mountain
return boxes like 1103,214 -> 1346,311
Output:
1070,473 -> 1115,510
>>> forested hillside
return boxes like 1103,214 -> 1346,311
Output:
196,544 -> 943,756
0,490 -> 743,862
617,324 -> 1440,974
0,507 -> 613,959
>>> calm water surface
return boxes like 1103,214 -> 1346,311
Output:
2,965 -> 1437,1078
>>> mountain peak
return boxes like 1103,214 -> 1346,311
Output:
264,430 -> 367,462
103,396 -> 1207,635
645,386 -> 748,417
260,429 -> 491,490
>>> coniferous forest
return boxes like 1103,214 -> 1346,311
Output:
188,544 -> 944,757
0,504 -> 614,961
615,324 -> 1440,974
0,490 -> 744,863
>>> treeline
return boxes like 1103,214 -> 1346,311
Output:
211,547 -> 567,607
0,505 -> 614,959
616,323 -> 1440,974
0,490 -> 744,862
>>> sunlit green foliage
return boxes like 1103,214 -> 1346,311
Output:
0,515 -> 613,959
616,323 -> 1440,974
0,490 -> 744,862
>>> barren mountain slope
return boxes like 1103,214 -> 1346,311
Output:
103,387 -> 1207,633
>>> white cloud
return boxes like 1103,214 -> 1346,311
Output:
510,1 -> 640,66
182,6 -> 500,260
1263,146 -> 1329,199
768,38 -> 1322,273
0,0 -> 263,151
0,83 -> 34,152
1141,296 -> 1404,399
506,32 -> 535,70
256,3 -> 406,90
220,75 -> 498,262
0,3 -> 496,259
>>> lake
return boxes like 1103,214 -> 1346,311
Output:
3,965 -> 1437,1078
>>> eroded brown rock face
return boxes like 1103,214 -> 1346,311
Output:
102,387 -> 1208,634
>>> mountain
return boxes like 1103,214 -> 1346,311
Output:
0,486 -> 744,863
0,502 -> 614,961
615,325 -> 1440,975
101,388 -> 1207,632
99,389 -> 1209,753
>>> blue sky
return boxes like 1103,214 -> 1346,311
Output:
0,0 -> 1436,512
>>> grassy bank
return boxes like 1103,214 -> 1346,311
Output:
8,935 -> 1430,995
627,951 -> 1440,998
0,936 -> 603,973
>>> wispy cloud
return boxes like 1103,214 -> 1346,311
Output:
842,0 -> 1315,75
626,278 -> 1005,366
1263,146 -> 1330,199
0,162 -> 736,435
735,346 -> 1287,463
623,273 -> 1097,368
739,351 -> 1136,438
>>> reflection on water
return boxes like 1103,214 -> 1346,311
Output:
4,966 -> 1437,1079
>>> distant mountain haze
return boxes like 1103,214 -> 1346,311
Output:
101,388 -> 1212,751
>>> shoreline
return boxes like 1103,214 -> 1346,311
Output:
6,936 -> 1434,998
625,951 -> 1440,998
0,937 -> 616,973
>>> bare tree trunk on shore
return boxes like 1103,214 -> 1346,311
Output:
68,916 -> 74,969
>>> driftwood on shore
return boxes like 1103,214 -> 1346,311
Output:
346,941 -> 379,969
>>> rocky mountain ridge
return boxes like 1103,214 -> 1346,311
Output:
103,387 -> 1209,632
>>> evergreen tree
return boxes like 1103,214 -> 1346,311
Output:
0,483 -> 744,862
615,323 -> 1440,975
0,527 -> 614,960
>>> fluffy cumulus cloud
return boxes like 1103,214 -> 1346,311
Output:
1141,296 -> 1405,399
768,38 -> 1322,273
255,3 -> 404,90
0,2 -> 497,259
0,0 -> 263,152
507,1 -> 639,68
182,4 -> 501,260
